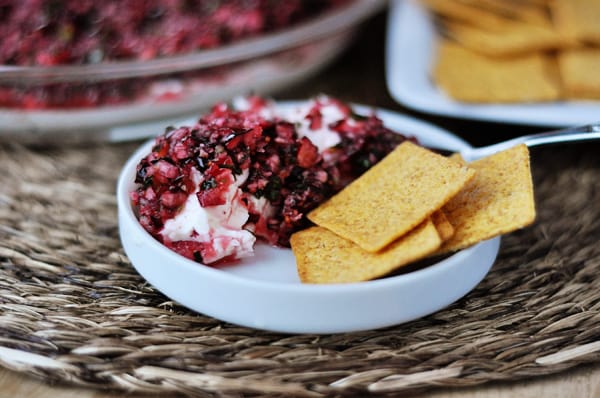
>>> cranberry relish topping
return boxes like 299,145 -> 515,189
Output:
131,96 -> 413,264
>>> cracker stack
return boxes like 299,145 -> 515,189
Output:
424,0 -> 600,102
290,142 -> 536,284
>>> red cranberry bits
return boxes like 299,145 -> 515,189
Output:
130,96 -> 413,264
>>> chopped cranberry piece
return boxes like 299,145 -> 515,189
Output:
160,191 -> 188,209
297,137 -> 320,168
165,240 -> 207,263
197,165 -> 234,207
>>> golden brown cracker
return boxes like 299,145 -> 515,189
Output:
557,48 -> 600,99
423,0 -> 550,29
308,141 -> 474,252
520,0 -> 552,5
449,152 -> 467,165
444,19 -> 570,57
455,0 -> 551,27
551,0 -> 600,44
432,210 -> 455,242
292,221 -> 442,284
422,0 -> 518,29
433,41 -> 561,103
438,144 -> 536,254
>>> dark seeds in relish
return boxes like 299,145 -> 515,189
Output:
130,96 -> 414,262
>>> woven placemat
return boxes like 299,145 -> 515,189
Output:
0,139 -> 599,397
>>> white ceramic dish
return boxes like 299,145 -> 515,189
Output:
385,0 -> 600,127
117,103 -> 500,334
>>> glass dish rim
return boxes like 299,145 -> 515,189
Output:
0,0 -> 386,83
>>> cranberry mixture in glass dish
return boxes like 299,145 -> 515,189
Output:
0,0 -> 350,109
1,0 -> 349,66
130,96 -> 415,265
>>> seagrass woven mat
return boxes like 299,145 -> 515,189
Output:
0,138 -> 599,397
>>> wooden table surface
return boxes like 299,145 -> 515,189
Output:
1,6 -> 599,398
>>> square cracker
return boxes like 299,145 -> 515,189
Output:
557,48 -> 600,100
432,210 -> 455,242
422,0 -> 550,29
422,0 -> 524,30
291,220 -> 442,284
308,141 -> 474,252
551,0 -> 600,44
444,19 -> 570,57
437,144 -> 536,254
433,41 -> 561,103
456,0 -> 550,27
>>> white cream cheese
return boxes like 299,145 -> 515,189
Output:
277,97 -> 343,153
231,96 -> 276,119
160,168 -> 255,263
233,95 -> 345,153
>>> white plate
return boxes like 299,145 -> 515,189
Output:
385,0 -> 600,127
117,104 -> 500,334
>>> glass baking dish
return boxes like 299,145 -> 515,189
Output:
0,0 -> 386,142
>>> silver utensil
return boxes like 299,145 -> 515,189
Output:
433,122 -> 600,161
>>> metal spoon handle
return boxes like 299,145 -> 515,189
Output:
465,122 -> 600,160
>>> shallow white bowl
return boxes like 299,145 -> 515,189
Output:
117,104 -> 500,334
